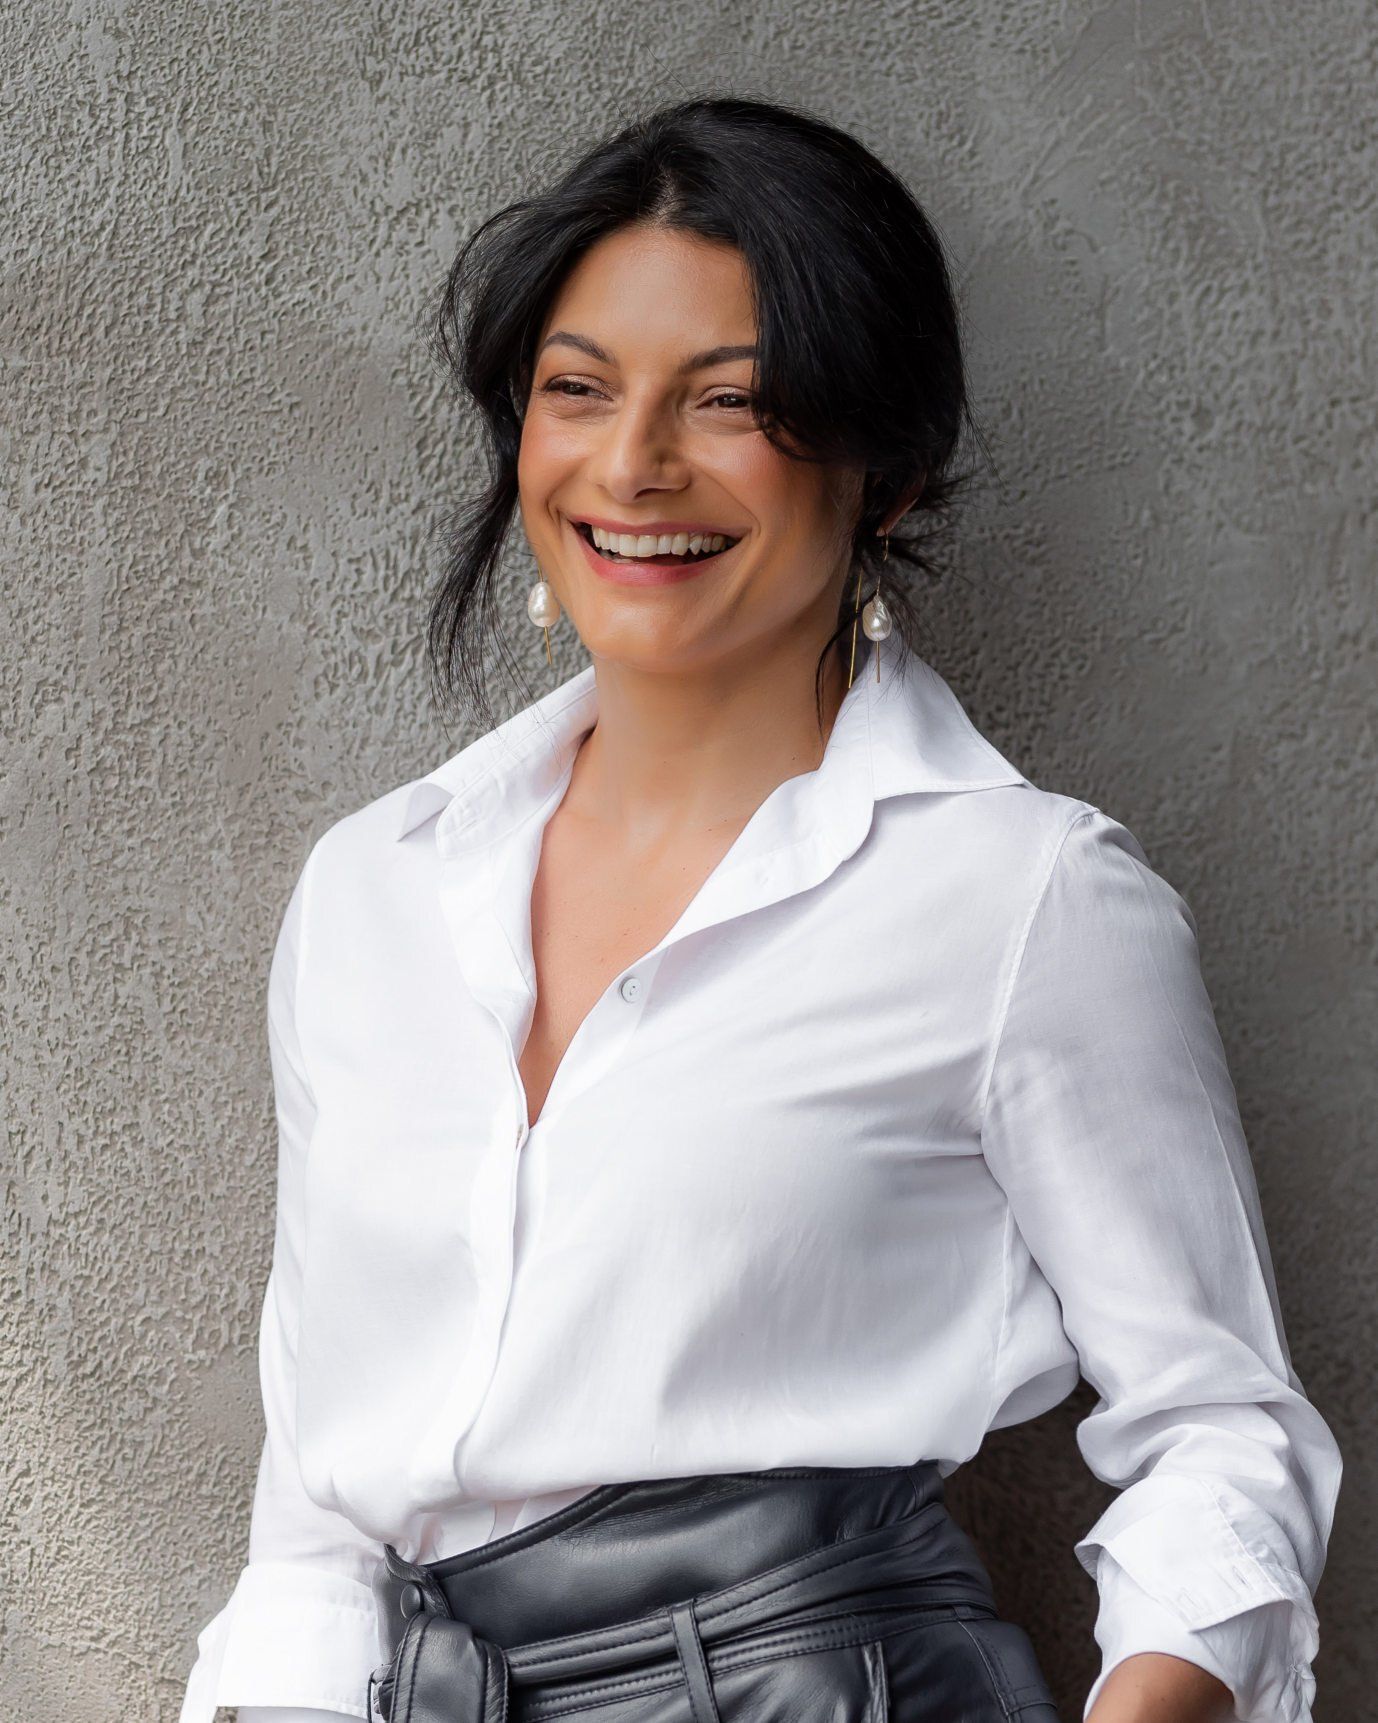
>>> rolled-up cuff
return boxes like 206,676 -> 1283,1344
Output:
177,1560 -> 382,1722
1081,1547 -> 1314,1723
1073,1471 -> 1322,1723
1072,1472 -> 1318,1630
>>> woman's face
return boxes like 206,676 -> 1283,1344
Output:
517,223 -> 865,676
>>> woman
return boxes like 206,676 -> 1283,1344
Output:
179,97 -> 1340,1723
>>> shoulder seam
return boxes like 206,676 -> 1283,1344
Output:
975,803 -> 1098,1130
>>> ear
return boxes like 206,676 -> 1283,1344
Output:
875,475 -> 926,539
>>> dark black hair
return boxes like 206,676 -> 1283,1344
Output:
425,93 -> 988,733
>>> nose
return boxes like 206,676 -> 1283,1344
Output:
583,389 -> 690,503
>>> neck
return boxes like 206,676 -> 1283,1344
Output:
563,629 -> 853,848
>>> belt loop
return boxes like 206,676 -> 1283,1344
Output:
668,1599 -> 723,1723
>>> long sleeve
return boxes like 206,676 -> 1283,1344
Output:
179,848 -> 387,1722
978,806 -> 1342,1723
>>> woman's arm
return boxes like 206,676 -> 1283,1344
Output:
1088,1653 -> 1234,1723
978,805 -> 1342,1723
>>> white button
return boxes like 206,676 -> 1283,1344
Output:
619,974 -> 642,1002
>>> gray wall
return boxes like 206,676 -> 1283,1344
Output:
4,2 -> 1372,1717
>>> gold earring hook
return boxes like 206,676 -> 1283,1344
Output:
847,562 -> 864,690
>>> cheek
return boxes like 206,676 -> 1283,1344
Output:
721,446 -> 848,563
515,426 -> 546,495
516,435 -> 562,559
710,441 -> 813,541
517,414 -> 582,498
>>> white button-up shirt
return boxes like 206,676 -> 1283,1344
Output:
180,630 -> 1341,1723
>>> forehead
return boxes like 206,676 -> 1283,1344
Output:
538,226 -> 757,359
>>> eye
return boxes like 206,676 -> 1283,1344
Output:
707,391 -> 753,410
540,378 -> 603,398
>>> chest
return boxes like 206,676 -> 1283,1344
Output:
288,792 -> 1047,1484
300,796 -> 1025,1186
289,794 -> 1035,1448
517,805 -> 751,1130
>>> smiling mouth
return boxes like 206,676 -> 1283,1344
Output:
573,521 -> 741,569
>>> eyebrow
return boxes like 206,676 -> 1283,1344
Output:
537,331 -> 758,373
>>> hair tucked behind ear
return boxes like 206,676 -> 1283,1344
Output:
424,93 -> 991,734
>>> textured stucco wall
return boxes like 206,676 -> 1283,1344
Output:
3,1 -> 1373,1717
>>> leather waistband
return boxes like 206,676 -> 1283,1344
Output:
369,1463 -> 997,1723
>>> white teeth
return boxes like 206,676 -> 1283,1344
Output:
586,524 -> 735,557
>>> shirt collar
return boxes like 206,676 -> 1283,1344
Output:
394,628 -> 1028,848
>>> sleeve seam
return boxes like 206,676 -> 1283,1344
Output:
976,803 -> 1097,1132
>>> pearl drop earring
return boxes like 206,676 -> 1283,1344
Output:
526,574 -> 561,670
862,533 -> 893,683
847,531 -> 894,690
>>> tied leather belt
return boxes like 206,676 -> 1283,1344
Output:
367,1465 -> 1005,1723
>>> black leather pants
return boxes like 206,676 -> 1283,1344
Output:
369,1463 -> 1063,1723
